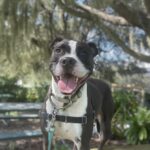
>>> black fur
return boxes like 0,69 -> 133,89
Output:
40,38 -> 114,150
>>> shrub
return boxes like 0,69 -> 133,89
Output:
112,90 -> 138,139
26,86 -> 48,102
125,107 -> 150,144
112,89 -> 150,144
0,76 -> 48,102
0,76 -> 27,102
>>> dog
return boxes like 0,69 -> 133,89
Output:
40,37 -> 114,150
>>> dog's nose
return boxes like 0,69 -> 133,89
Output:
60,57 -> 76,67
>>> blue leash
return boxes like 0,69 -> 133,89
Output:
47,107 -> 57,150
48,127 -> 55,150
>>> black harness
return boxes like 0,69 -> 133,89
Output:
40,111 -> 87,124
41,84 -> 88,125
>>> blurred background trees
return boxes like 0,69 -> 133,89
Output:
0,0 -> 150,84
0,0 -> 150,144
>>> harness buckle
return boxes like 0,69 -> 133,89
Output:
46,107 -> 58,132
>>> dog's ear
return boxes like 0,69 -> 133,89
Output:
50,37 -> 64,48
88,42 -> 98,57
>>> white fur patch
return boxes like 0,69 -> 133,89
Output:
68,40 -> 77,55
46,81 -> 88,149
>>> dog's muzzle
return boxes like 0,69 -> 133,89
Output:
60,57 -> 76,69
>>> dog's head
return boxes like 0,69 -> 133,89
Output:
49,37 -> 98,95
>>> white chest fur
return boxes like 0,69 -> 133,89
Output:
46,83 -> 88,146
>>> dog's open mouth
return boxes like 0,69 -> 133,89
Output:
55,74 -> 89,95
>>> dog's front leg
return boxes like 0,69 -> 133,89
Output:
80,137 -> 91,150
98,117 -> 112,150
74,137 -> 90,150
80,143 -> 90,150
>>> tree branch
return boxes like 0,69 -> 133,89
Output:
76,3 -> 130,26
55,0 -> 150,63
98,22 -> 150,63
57,0 -> 150,35
56,0 -> 130,26
113,0 -> 150,36
55,0 -> 90,19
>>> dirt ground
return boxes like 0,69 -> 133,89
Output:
0,120 -> 149,150
1,139 -> 150,150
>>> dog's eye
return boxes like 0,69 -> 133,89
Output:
55,48 -> 62,54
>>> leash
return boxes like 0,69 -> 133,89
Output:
48,127 -> 55,150
46,107 -> 58,150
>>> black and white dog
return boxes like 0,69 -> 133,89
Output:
40,37 -> 114,150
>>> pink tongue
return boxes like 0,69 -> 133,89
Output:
58,77 -> 77,94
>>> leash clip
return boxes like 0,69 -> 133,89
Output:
51,107 -> 58,127
46,107 -> 58,132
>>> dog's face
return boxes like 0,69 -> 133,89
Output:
49,37 -> 98,95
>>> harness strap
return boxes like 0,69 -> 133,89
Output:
48,114 -> 87,124
40,111 -> 87,124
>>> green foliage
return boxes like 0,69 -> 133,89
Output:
112,90 -> 138,138
26,86 -> 48,102
54,144 -> 70,150
0,0 -> 91,81
0,76 -> 26,102
125,107 -> 150,144
112,90 -> 150,144
0,76 -> 48,102
54,141 -> 73,150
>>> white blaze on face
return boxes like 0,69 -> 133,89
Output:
68,40 -> 77,55
68,40 -> 89,77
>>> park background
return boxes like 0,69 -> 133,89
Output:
0,0 -> 150,149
